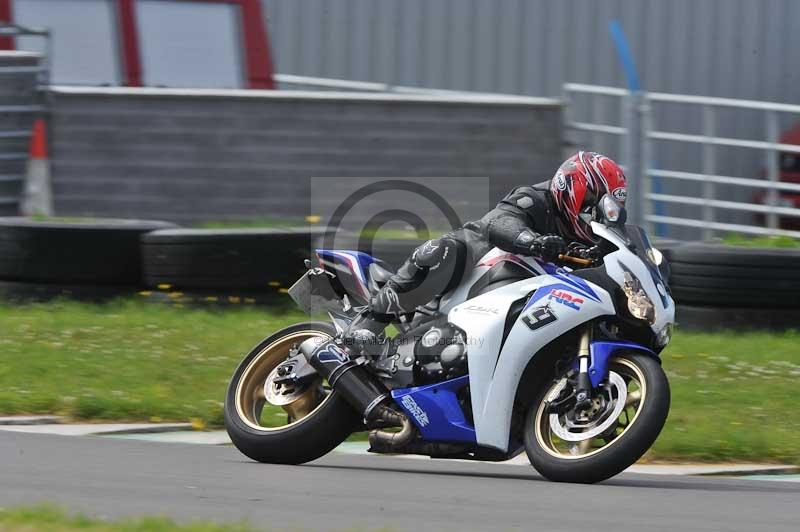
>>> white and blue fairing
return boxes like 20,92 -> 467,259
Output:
319,223 -> 675,453
446,268 -> 618,451
397,222 -> 675,452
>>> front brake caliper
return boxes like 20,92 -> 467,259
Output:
545,378 -> 576,415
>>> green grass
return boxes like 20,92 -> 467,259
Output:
195,218 -> 441,240
25,216 -> 123,224
0,300 -> 306,428
24,215 -> 436,241
720,233 -> 800,248
649,330 -> 800,463
0,504 -> 258,532
357,227 -> 450,240
0,504 -> 390,532
194,217 -> 309,229
1,300 -> 798,463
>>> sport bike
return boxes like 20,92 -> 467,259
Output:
224,195 -> 674,483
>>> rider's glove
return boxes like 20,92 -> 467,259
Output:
579,246 -> 601,261
568,242 -> 601,261
530,234 -> 567,262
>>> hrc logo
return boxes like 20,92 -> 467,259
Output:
548,289 -> 584,310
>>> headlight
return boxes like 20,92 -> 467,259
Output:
656,323 -> 673,347
622,271 -> 656,324
646,246 -> 664,266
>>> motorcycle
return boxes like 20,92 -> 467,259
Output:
224,195 -> 674,483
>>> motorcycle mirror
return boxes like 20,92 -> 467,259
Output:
599,194 -> 627,226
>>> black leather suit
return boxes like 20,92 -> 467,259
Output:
371,184 -> 568,318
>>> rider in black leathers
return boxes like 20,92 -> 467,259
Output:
369,184 -> 565,319
364,151 -> 628,325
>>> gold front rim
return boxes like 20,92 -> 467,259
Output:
534,357 -> 647,460
234,330 -> 332,432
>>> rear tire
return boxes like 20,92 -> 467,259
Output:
524,353 -> 670,484
224,322 -> 361,464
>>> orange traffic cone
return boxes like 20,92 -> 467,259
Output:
21,118 -> 53,216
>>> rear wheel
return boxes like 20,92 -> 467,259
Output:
524,353 -> 670,483
224,322 -> 360,464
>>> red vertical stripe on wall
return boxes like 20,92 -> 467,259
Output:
239,0 -> 274,89
117,0 -> 142,86
0,0 -> 14,50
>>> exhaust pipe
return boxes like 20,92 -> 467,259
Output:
298,337 -> 415,450
298,337 -> 390,421
367,408 -> 415,451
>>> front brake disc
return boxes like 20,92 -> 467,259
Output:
548,371 -> 628,442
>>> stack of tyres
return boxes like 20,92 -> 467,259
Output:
0,52 -> 39,216
141,227 -> 328,292
664,243 -> 800,330
0,217 -> 176,300
0,217 -> 177,284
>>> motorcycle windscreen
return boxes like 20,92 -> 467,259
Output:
623,225 -> 671,304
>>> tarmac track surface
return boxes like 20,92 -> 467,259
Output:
0,431 -> 797,531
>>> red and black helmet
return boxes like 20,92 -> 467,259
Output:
549,151 -> 627,243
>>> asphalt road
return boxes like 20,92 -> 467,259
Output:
1,431 -> 797,531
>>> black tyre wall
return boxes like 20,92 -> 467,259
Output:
142,228 -> 327,290
676,304 -> 800,331
0,217 -> 176,285
665,243 -> 800,310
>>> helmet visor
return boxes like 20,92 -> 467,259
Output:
578,187 -> 600,223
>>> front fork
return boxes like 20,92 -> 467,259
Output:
574,327 -> 594,410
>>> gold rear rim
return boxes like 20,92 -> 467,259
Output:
534,357 -> 647,459
234,329 -> 332,432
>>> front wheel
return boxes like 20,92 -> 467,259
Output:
224,322 -> 361,464
524,353 -> 670,483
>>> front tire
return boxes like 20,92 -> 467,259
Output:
224,322 -> 360,464
524,353 -> 670,483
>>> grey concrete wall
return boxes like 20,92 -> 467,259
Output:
0,51 -> 41,216
47,87 -> 562,225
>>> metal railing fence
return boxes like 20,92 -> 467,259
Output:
0,63 -> 47,211
0,24 -> 50,212
564,83 -> 800,240
273,73 -> 515,98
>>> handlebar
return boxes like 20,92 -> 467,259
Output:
558,254 -> 595,266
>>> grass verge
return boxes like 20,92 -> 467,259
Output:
0,300 -> 305,428
1,300 -> 798,463
0,504 -> 256,532
650,330 -> 799,463
195,218 -> 440,240
720,234 -> 800,248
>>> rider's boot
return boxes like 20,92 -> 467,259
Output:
342,283 -> 407,357
346,308 -> 389,337
344,235 -> 456,354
